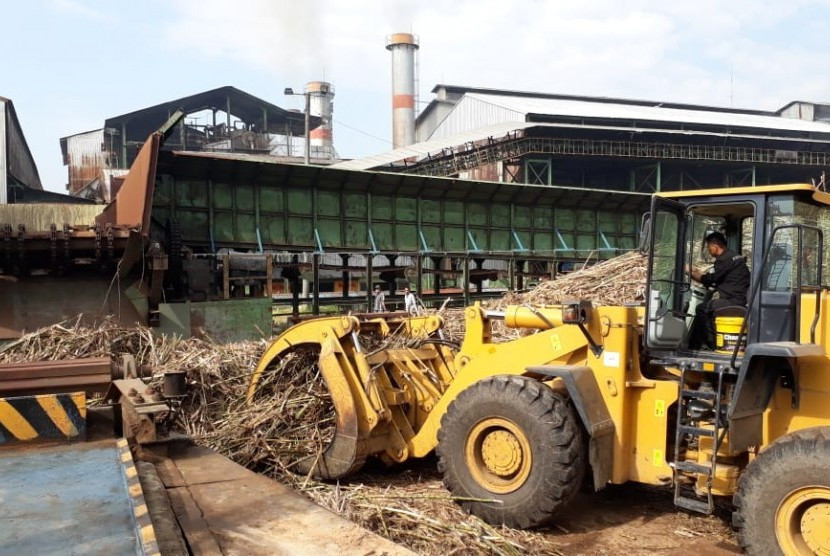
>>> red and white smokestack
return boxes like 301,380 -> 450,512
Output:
386,33 -> 419,149
305,81 -> 335,159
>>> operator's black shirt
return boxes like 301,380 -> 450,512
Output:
700,248 -> 750,305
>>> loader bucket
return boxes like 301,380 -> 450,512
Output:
246,314 -> 447,480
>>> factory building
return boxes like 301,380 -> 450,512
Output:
60,86 -> 329,202
338,85 -> 830,192
1,96 -> 42,204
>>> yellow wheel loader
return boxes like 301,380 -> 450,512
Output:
248,184 -> 830,555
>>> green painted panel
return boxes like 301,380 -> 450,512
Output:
516,230 -> 531,250
264,215 -> 285,244
514,206 -> 532,229
395,224 -> 418,250
191,298 -> 272,342
344,193 -> 366,218
534,207 -> 553,229
318,191 -> 340,217
468,203 -> 487,226
618,236 -> 636,250
178,209 -> 209,242
318,218 -> 341,247
422,199 -> 441,224
397,197 -> 417,222
260,187 -> 284,213
576,234 -> 596,251
491,205 -> 509,227
534,232 -> 553,252
598,211 -> 619,233
287,217 -> 314,245
555,208 -> 575,231
154,178 -> 172,208
445,227 -> 464,251
445,201 -> 463,225
154,205 -> 170,223
236,213 -> 258,243
214,213 -> 235,242
288,189 -> 312,215
576,210 -> 596,232
344,221 -> 368,248
372,196 -> 393,221
235,185 -> 255,212
373,222 -> 394,250
174,181 -> 208,208
423,225 -> 441,250
621,213 -> 637,230
469,228 -> 488,250
214,183 -> 233,210
491,230 -> 510,250
159,302 -> 191,338
557,230 -> 575,257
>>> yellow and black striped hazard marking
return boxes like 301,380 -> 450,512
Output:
0,392 -> 86,444
117,438 -> 161,556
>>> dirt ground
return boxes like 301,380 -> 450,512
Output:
546,484 -> 740,555
329,459 -> 742,556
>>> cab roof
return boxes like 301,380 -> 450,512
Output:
658,183 -> 830,206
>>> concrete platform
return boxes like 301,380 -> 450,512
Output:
0,439 -> 155,555
150,440 -> 412,555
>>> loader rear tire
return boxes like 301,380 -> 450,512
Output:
437,375 -> 585,529
733,427 -> 830,555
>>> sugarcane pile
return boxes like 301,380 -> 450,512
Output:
0,253 -> 655,554
496,250 -> 648,308
0,318 -> 563,555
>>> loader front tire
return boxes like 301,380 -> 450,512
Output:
437,375 -> 585,529
733,427 -> 830,555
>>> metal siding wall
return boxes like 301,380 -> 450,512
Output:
66,130 -> 106,194
430,96 -> 525,141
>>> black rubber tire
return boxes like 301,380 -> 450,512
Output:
733,426 -> 830,555
436,375 -> 586,529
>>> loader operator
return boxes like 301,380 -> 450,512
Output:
685,231 -> 751,350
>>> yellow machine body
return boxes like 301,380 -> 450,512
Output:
247,184 -> 830,554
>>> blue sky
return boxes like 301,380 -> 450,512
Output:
4,0 -> 830,193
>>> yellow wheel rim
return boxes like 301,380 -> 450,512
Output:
776,486 -> 830,555
465,417 -> 532,494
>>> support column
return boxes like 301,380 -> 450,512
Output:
463,257 -> 471,306
431,257 -> 442,295
415,255 -> 423,299
312,254 -> 320,315
366,254 -> 374,312
291,254 -> 300,318
516,259 -> 524,290
340,254 -> 350,299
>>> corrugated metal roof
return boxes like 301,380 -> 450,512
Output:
335,118 -> 830,173
332,122 -> 534,171
467,93 -> 830,134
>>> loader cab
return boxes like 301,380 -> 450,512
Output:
644,184 -> 829,358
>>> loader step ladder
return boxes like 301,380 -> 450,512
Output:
672,365 -> 727,514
